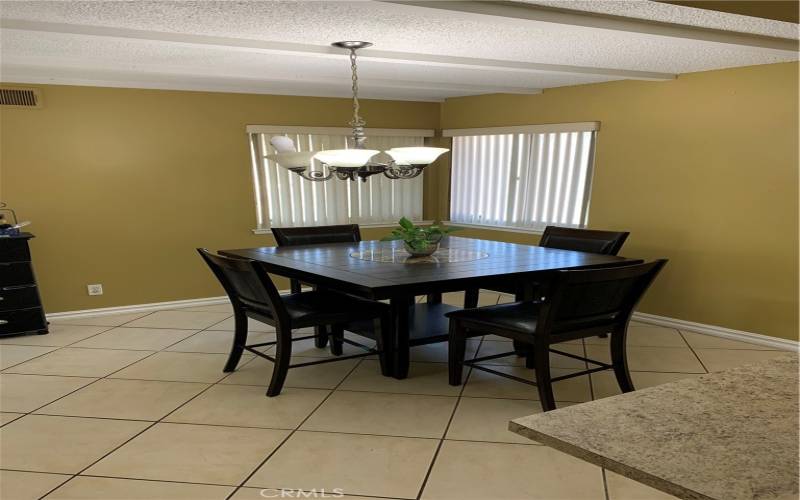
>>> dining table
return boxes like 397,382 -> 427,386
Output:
221,235 -> 632,378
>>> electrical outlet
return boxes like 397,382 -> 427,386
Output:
87,284 -> 103,296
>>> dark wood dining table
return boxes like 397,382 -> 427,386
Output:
221,236 -> 632,379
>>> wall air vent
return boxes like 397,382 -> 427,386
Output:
0,88 -> 42,108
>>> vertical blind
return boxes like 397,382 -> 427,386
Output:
249,131 -> 425,229
448,127 -> 597,231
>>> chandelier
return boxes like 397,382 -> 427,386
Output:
266,41 -> 449,182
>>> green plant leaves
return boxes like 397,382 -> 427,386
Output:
380,218 -> 463,246
399,217 -> 415,231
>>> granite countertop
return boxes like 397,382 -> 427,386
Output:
510,353 -> 799,500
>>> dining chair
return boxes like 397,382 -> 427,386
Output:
539,226 -> 630,255
480,226 -> 631,300
469,226 -> 631,347
271,224 -> 362,349
447,259 -> 667,411
272,224 -> 362,294
198,248 -> 392,396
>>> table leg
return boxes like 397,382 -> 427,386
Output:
427,292 -> 442,304
464,288 -> 479,308
312,284 -> 329,348
390,296 -> 414,379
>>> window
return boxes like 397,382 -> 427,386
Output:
446,123 -> 598,232
248,126 -> 432,229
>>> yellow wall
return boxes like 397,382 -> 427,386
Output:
0,85 -> 439,312
440,62 -> 799,341
2,62 -> 797,341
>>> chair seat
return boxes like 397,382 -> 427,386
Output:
447,301 -> 620,338
446,302 -> 541,335
276,290 -> 389,328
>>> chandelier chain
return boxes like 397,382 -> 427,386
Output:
349,48 -> 366,129
264,41 -> 448,181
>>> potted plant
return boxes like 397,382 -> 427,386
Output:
381,217 -> 461,257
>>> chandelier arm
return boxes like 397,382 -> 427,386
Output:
334,170 -> 355,181
295,169 -> 334,182
384,165 -> 424,180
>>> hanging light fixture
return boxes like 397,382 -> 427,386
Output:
266,41 -> 449,182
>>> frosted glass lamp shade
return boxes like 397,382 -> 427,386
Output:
270,136 -> 297,153
386,147 -> 449,165
314,149 -> 379,168
266,152 -> 317,169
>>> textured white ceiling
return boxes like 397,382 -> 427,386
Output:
1,0 -> 797,101
523,0 -> 799,39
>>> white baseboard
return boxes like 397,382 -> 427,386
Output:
46,296 -> 798,352
632,311 -> 798,352
45,296 -> 230,319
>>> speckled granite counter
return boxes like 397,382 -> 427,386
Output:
510,353 -> 799,500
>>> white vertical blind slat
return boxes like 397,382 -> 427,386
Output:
251,132 -> 423,228
450,129 -> 596,231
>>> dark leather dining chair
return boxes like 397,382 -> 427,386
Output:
272,224 -> 362,294
271,224 -> 362,349
480,226 -> 630,299
198,248 -> 392,396
469,226 -> 631,347
539,226 -> 629,255
447,259 -> 666,411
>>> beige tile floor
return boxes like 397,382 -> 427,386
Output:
0,292 -> 792,500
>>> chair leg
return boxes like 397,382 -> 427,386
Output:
525,352 -> 536,369
513,291 -> 530,357
311,284 -> 329,348
314,326 -> 330,348
375,315 -> 394,377
267,325 -> 292,397
290,279 -> 302,294
223,307 -> 248,372
464,288 -> 479,308
532,343 -> 556,411
427,292 -> 442,304
610,328 -> 635,393
330,324 -> 344,356
448,321 -> 467,386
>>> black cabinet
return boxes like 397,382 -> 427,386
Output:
0,233 -> 48,337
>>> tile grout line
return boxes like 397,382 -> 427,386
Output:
224,353 -> 367,500
5,299 -> 740,498
11,312 -> 176,420
1,320 -> 167,425
0,309 -> 168,371
9,301 -> 476,498
28,311 -> 175,499
23,308 -> 220,417
601,468 -> 611,500
0,326 -> 118,370
37,367 -> 226,494
677,330 -> 711,374
24,309 -> 256,498
9,414 -> 546,445
413,327 -> 489,499
65,311 -> 268,478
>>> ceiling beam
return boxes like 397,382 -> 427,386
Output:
0,19 -> 676,81
1,59 -> 544,96
381,1 -> 799,52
